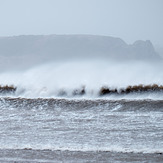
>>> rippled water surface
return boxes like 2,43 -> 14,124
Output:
0,98 -> 163,154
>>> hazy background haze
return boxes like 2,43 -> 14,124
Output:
0,0 -> 163,47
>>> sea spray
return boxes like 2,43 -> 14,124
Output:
0,60 -> 163,98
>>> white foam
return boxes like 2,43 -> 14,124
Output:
0,60 -> 163,99
1,144 -> 163,154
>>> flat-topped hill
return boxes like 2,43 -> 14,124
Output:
0,34 -> 161,71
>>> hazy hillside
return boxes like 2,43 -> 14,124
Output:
0,34 -> 161,71
155,46 -> 163,58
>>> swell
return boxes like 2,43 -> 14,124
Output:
0,148 -> 163,154
0,97 -> 163,112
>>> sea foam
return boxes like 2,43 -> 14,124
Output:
0,60 -> 163,98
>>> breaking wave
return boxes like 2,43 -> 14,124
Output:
0,61 -> 163,99
0,84 -> 163,99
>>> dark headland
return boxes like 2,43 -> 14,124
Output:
0,34 -> 162,71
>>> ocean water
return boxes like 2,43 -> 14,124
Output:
0,61 -> 163,162
0,98 -> 163,162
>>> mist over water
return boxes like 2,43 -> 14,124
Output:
0,59 -> 163,98
0,0 -> 163,160
0,36 -> 163,162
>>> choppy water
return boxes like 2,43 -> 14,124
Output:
0,61 -> 163,162
0,98 -> 163,154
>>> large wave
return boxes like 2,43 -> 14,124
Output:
0,60 -> 163,99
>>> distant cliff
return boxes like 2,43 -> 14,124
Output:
0,34 -> 161,71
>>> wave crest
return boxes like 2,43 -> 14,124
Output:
0,84 -> 163,98
99,84 -> 163,95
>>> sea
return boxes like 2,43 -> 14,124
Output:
0,61 -> 163,162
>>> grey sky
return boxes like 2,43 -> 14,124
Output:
0,0 -> 162,45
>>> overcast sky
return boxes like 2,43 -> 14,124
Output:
0,0 -> 162,45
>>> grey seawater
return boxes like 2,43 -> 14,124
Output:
0,98 -> 163,162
